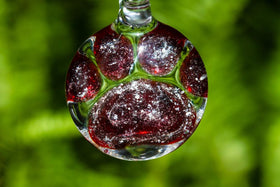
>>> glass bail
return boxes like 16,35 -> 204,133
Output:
117,0 -> 154,28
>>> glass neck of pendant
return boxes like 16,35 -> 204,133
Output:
116,0 -> 154,29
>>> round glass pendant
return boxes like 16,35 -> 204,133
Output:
66,0 -> 208,161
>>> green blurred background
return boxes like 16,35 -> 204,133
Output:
1,0 -> 280,186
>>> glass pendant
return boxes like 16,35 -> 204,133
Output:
66,0 -> 208,161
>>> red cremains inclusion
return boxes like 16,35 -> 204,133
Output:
66,53 -> 101,102
180,48 -> 208,97
88,79 -> 197,149
93,25 -> 134,81
138,22 -> 187,76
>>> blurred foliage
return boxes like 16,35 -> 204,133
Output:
0,0 -> 280,186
